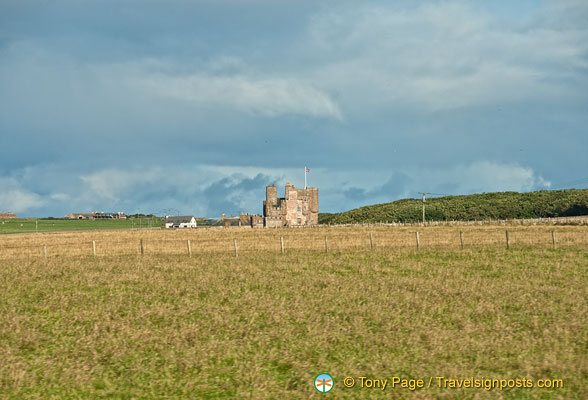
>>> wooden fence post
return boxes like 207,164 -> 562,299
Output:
187,240 -> 192,257
551,230 -> 556,249
505,230 -> 510,249
369,232 -> 374,250
92,240 -> 96,257
43,244 -> 47,258
280,236 -> 284,254
459,231 -> 464,250
140,239 -> 145,255
325,236 -> 329,253
234,239 -> 238,257
415,232 -> 420,250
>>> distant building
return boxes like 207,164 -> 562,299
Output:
93,212 -> 126,219
215,214 -> 241,228
215,213 -> 263,228
263,183 -> 318,227
217,182 -> 319,228
165,216 -> 197,229
0,212 -> 17,219
246,213 -> 264,228
64,212 -> 127,220
64,213 -> 91,219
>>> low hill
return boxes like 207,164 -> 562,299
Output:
319,189 -> 588,225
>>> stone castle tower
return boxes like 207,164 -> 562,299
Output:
263,183 -> 319,227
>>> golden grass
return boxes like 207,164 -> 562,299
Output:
0,226 -> 587,398
0,224 -> 586,259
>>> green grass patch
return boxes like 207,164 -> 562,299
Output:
0,218 -> 164,234
0,248 -> 586,398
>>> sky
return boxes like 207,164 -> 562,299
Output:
1,0 -> 587,218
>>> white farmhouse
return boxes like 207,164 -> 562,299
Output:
165,216 -> 197,229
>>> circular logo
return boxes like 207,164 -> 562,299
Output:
314,373 -> 334,393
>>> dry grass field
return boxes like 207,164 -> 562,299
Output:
0,225 -> 587,399
1,224 -> 587,258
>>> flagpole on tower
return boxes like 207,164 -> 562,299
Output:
304,166 -> 307,189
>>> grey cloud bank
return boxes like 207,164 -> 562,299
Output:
0,0 -> 586,217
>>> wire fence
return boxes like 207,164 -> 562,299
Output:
0,225 -> 586,259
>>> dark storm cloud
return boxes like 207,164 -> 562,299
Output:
0,0 -> 587,216
200,173 -> 277,216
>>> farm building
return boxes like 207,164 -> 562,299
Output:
215,213 -> 263,228
64,212 -> 127,220
165,216 -> 197,229
0,212 -> 17,219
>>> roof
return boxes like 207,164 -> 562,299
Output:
212,216 -> 241,226
165,216 -> 196,224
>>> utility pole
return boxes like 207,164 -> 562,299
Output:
418,192 -> 431,225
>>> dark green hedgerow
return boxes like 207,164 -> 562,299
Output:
319,189 -> 588,224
